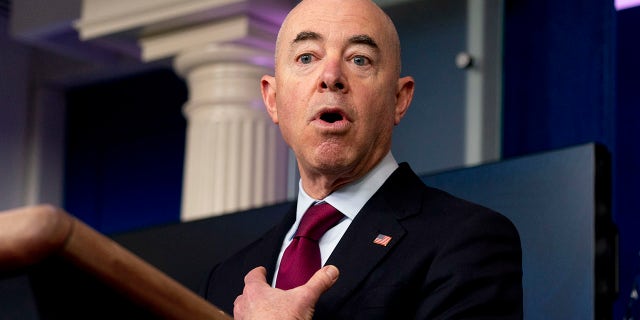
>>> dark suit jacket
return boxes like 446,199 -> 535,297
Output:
203,163 -> 523,319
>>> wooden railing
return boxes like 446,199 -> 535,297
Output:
0,205 -> 233,320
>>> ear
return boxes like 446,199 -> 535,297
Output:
394,76 -> 415,125
261,75 -> 278,124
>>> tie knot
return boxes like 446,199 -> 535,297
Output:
296,202 -> 344,241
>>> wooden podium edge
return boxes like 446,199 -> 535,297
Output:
0,205 -> 232,320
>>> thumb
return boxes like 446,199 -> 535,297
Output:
244,266 -> 268,284
301,265 -> 339,298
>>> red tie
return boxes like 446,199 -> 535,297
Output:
276,202 -> 344,290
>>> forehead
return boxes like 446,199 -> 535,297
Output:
278,1 -> 393,49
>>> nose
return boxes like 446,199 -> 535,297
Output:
318,59 -> 348,93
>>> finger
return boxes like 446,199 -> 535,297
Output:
302,265 -> 339,297
244,266 -> 268,284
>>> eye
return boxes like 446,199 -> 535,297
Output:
352,55 -> 370,66
298,54 -> 313,64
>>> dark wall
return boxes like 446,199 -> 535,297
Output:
504,1 -> 640,318
615,5 -> 640,319
503,0 -> 616,156
64,69 -> 187,234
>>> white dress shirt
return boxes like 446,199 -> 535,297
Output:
272,152 -> 399,286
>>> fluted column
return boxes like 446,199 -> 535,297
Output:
75,0 -> 295,221
175,44 -> 288,221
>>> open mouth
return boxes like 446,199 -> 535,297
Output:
320,112 -> 344,123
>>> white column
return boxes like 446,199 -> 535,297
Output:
74,0 -> 295,221
175,43 -> 288,221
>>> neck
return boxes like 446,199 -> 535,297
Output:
298,153 -> 388,199
299,173 -> 353,199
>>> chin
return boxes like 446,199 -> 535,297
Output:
312,155 -> 357,175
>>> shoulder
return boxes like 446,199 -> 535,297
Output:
383,163 -> 521,252
385,163 -> 517,229
413,184 -> 522,254
395,167 -> 523,317
424,184 -> 516,228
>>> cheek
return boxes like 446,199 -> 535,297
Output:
273,102 -> 302,145
357,89 -> 397,123
275,97 -> 301,126
275,81 -> 311,127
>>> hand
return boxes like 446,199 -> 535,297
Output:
233,265 -> 339,320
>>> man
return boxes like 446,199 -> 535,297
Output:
203,0 -> 523,319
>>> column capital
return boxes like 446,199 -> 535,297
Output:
140,14 -> 279,62
74,0 -> 294,61
174,43 -> 274,77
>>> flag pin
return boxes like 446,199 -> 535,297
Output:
373,234 -> 392,247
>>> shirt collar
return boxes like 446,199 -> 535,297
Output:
296,152 -> 399,220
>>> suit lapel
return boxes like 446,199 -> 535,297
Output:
320,204 -> 406,309
242,204 -> 297,281
318,164 -> 424,310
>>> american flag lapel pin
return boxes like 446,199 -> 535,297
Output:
373,233 -> 392,247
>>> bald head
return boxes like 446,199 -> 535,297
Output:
274,0 -> 402,77
259,0 -> 415,198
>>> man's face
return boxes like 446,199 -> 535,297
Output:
262,0 -> 414,185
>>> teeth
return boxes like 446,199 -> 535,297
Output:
320,113 -> 343,123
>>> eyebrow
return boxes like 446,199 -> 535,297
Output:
348,34 -> 379,50
292,31 -> 322,44
291,31 -> 379,51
